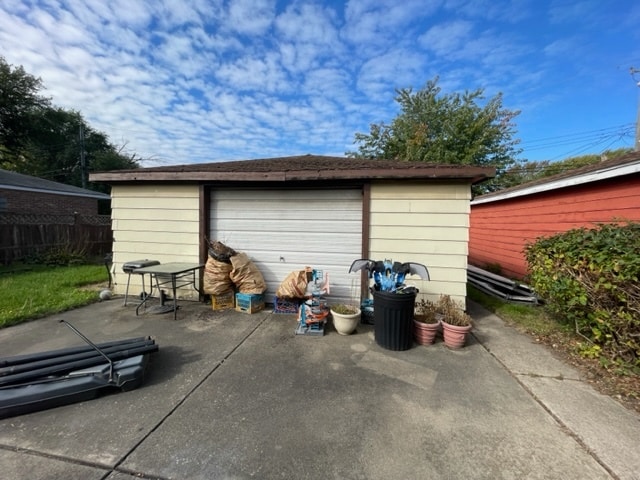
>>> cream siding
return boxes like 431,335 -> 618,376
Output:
106,180 -> 474,306
369,182 -> 471,305
110,184 -> 201,298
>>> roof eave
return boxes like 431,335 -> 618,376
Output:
90,167 -> 494,184
472,160 -> 640,205
0,184 -> 110,200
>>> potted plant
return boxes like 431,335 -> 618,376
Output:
330,304 -> 361,335
437,295 -> 473,349
413,298 -> 440,345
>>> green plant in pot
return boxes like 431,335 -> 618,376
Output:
437,295 -> 473,349
330,303 -> 361,335
414,298 -> 441,345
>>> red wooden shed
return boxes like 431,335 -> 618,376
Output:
469,152 -> 640,279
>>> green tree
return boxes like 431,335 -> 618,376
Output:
18,107 -> 85,183
0,56 -> 50,156
0,57 -> 140,192
16,107 -> 139,192
349,77 -> 522,193
499,148 -> 633,189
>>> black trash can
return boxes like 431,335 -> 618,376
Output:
373,290 -> 416,351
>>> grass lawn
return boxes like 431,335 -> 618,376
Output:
466,284 -> 571,337
0,263 -> 109,328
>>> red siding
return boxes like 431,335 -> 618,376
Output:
469,175 -> 640,279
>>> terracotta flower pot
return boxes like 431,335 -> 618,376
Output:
413,318 -> 440,345
441,321 -> 472,349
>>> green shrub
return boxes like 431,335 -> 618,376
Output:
524,222 -> 640,372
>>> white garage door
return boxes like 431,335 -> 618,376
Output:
209,188 -> 362,305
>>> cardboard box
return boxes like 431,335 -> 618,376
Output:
211,290 -> 235,310
235,293 -> 265,314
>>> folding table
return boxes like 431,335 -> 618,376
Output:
133,262 -> 205,320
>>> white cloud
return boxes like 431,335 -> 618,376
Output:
215,52 -> 289,93
273,3 -> 345,76
547,0 -> 599,25
343,0 -> 440,48
357,49 -> 427,97
275,2 -> 339,45
227,0 -> 275,35
155,0 -> 221,27
302,67 -> 351,100
418,20 -> 474,56
0,0 -> 635,165
443,0 -> 533,23
106,0 -> 154,29
543,37 -> 578,57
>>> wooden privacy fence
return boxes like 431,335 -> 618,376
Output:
0,213 -> 112,264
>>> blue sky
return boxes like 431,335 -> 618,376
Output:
1,0 -> 639,167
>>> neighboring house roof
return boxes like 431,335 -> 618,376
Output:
472,151 -> 640,205
0,169 -> 110,200
89,154 -> 495,184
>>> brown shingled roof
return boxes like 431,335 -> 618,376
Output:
89,154 -> 495,184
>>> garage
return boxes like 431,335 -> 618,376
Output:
209,187 -> 363,304
90,155 -> 494,307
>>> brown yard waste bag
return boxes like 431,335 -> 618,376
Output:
230,252 -> 267,294
275,269 -> 309,299
203,256 -> 234,294
208,239 -> 236,263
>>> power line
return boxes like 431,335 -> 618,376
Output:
517,123 -> 634,161
520,124 -> 634,150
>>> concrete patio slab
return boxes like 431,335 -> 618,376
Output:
0,298 -> 637,479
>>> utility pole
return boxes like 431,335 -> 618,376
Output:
79,124 -> 87,189
631,67 -> 640,152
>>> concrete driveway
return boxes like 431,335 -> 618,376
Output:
0,298 -> 638,480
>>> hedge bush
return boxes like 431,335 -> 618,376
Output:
524,222 -> 640,372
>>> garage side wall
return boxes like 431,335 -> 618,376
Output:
369,182 -> 471,305
109,184 -> 201,297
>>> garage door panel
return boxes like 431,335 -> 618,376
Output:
214,189 -> 360,203
219,234 -> 360,254
210,218 -> 361,235
210,189 -> 362,304
214,207 -> 362,219
255,254 -> 361,271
